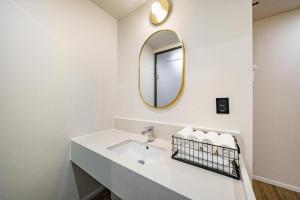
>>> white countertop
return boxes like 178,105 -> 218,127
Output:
71,129 -> 251,200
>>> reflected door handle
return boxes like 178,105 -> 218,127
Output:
155,74 -> 159,79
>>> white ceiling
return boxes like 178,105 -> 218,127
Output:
253,0 -> 300,21
147,31 -> 180,50
91,0 -> 300,21
91,0 -> 148,19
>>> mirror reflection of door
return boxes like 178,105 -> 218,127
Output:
155,47 -> 183,107
139,30 -> 184,108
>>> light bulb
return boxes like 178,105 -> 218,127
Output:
150,0 -> 170,24
156,9 -> 167,21
151,2 -> 162,15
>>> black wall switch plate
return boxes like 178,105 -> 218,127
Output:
216,98 -> 229,114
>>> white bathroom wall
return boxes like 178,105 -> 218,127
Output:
0,0 -> 117,199
116,0 -> 253,173
253,9 -> 300,191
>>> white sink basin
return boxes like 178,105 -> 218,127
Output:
107,140 -> 166,165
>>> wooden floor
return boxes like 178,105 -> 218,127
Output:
253,180 -> 300,200
87,181 -> 300,200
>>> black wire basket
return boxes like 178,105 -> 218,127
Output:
171,134 -> 240,180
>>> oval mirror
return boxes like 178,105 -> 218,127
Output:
139,30 -> 185,108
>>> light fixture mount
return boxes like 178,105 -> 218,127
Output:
150,0 -> 170,25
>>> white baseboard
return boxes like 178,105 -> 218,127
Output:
252,175 -> 300,193
82,186 -> 105,200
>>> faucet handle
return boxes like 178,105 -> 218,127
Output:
141,126 -> 155,142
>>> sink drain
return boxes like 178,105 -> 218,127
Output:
137,160 -> 145,165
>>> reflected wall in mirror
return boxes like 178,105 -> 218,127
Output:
139,30 -> 185,108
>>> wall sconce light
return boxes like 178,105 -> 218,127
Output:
150,0 -> 170,25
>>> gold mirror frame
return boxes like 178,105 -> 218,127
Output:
138,29 -> 185,109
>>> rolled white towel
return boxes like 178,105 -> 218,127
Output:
181,126 -> 194,133
220,148 -> 239,160
185,130 -> 205,150
173,126 -> 194,145
202,132 -> 219,145
178,150 -> 231,167
177,143 -> 199,160
178,133 -> 205,158
217,155 -> 230,166
219,133 -> 236,149
187,130 -> 205,141
201,132 -> 219,153
177,146 -> 188,159
174,126 -> 193,138
218,133 -> 238,159
178,148 -> 212,162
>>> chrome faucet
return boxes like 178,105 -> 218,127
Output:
141,126 -> 154,142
